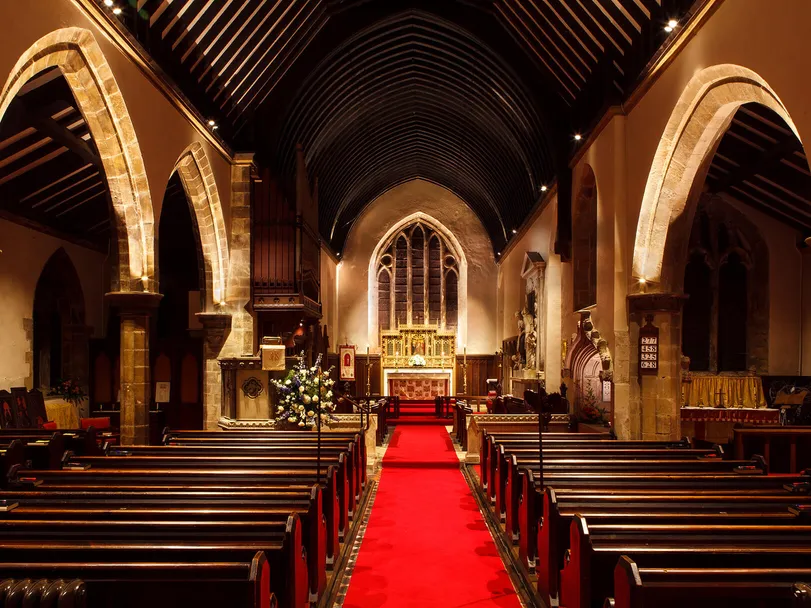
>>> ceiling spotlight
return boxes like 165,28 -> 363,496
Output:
112,6 -> 122,15
104,0 -> 113,6
496,252 -> 501,257
664,25 -> 673,32
668,19 -> 678,28
208,119 -> 216,126
574,134 -> 582,141
540,185 -> 548,192
512,229 -> 517,234
337,253 -> 341,257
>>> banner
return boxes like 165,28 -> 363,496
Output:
339,345 -> 356,381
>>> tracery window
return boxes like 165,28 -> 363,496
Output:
376,221 -> 459,337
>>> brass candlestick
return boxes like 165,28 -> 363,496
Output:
365,344 -> 374,397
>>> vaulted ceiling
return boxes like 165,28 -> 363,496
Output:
108,0 -> 696,251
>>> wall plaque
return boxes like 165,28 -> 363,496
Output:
639,315 -> 659,376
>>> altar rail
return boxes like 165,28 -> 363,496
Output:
733,426 -> 811,473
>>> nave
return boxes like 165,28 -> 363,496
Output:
340,420 -> 520,608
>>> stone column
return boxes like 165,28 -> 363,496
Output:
627,293 -> 686,441
196,312 -> 232,429
106,292 -> 162,445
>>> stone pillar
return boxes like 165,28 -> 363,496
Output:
106,292 -> 162,445
223,154 -> 255,358
196,312 -> 231,429
627,293 -> 686,441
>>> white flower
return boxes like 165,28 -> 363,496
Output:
307,410 -> 314,417
276,406 -> 284,413
312,396 -> 319,403
298,405 -> 305,412
298,421 -> 305,427
289,416 -> 297,422
326,390 -> 333,399
285,379 -> 291,385
299,386 -> 305,393
303,394 -> 311,404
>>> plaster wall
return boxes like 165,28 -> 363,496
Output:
338,180 -> 498,354
0,219 -> 107,390
496,198 -> 562,388
0,1 -> 233,231
321,248 -> 339,350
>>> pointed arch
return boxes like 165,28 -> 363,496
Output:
632,64 -> 800,292
172,142 -> 230,308
0,28 -> 155,291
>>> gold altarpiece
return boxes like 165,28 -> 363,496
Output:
380,324 -> 456,369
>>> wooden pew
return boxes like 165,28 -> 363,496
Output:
517,468 -> 808,568
538,486 -> 811,604
118,442 -> 363,509
0,556 -> 272,608
0,484 -> 339,567
0,428 -> 103,456
607,555 -> 811,608
10,466 -> 341,567
0,515 -> 306,608
59,452 -> 351,539
0,490 -> 327,600
163,430 -> 367,492
0,578 -> 86,607
560,514 -> 811,608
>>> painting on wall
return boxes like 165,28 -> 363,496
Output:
340,345 -> 356,381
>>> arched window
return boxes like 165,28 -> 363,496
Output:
681,195 -> 767,372
375,221 -> 460,338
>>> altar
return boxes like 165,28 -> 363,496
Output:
384,369 -> 452,398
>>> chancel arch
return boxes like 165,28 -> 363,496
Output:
368,212 -> 467,346
0,27 -> 155,291
632,64 -> 801,292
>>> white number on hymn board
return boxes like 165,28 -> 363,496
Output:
641,337 -> 657,345
640,345 -> 658,352
641,361 -> 657,369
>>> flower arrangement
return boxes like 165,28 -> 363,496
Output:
408,354 -> 427,367
48,379 -> 86,405
578,384 -> 609,425
271,353 -> 337,429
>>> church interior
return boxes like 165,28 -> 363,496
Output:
2,0 -> 811,606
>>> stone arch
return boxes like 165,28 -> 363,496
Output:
0,28 -> 155,291
171,142 -> 230,308
632,64 -> 800,292
572,164 -> 598,310
368,211 -> 468,347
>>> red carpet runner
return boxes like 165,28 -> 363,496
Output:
342,423 -> 521,607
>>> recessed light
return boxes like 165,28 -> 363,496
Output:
574,134 -> 582,141
208,120 -> 216,126
668,19 -> 678,28
112,6 -> 122,15
540,185 -> 548,192
104,0 -> 113,6
664,25 -> 673,32
496,252 -> 501,256
512,229 -> 517,234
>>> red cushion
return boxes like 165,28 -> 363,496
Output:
80,417 -> 111,430
41,421 -> 57,430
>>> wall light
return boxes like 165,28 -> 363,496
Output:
639,277 -> 647,285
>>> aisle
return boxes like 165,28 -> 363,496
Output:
341,423 -> 521,608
